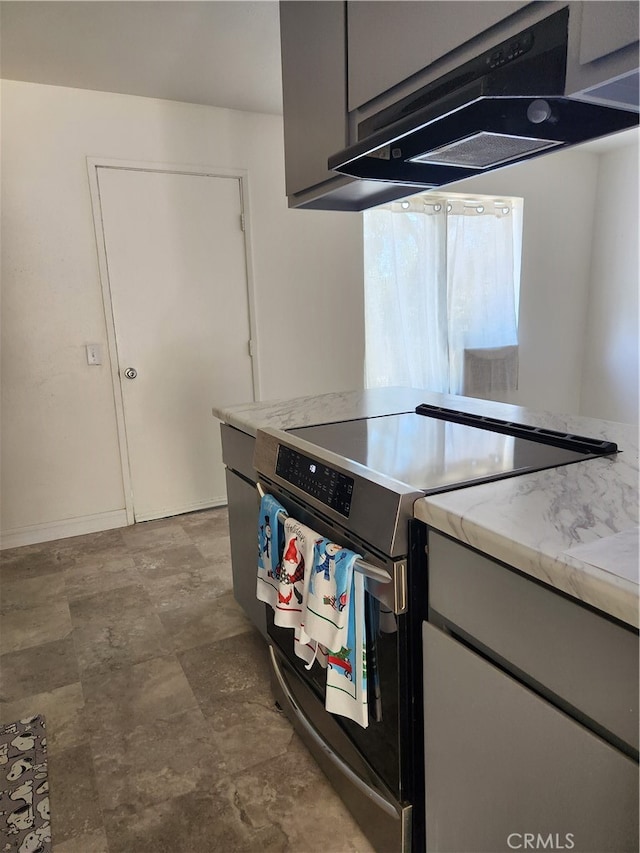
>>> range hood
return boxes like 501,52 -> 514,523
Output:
329,8 -> 638,189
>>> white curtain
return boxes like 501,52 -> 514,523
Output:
364,193 -> 522,397
364,197 -> 448,391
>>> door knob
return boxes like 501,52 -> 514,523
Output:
124,367 -> 137,379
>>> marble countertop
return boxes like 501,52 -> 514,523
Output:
212,387 -> 431,435
214,388 -> 639,628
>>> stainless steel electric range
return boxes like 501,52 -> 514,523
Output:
252,405 -> 617,853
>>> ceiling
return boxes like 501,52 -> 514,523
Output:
0,1 -> 283,115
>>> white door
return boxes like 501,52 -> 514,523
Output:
96,166 -> 255,522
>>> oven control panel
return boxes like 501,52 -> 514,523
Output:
276,445 -> 354,517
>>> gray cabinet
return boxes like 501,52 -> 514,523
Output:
423,622 -> 639,853
279,0 -> 422,210
279,0 -> 349,201
428,531 -> 638,751
347,1 -> 529,111
566,1 -> 639,109
424,530 -> 639,852
220,424 -> 267,638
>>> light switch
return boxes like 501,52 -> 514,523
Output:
86,344 -> 102,365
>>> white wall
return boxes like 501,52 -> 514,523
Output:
580,143 -> 639,424
448,147 -> 600,416
0,80 -> 364,545
448,136 -> 639,423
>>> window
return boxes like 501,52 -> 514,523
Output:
363,192 -> 523,399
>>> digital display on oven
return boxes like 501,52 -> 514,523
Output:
275,445 -> 354,517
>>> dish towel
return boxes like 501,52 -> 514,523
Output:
274,517 -> 316,633
256,493 -> 287,609
305,539 -> 368,729
274,517 -> 326,669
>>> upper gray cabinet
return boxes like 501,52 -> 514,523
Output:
279,0 -> 417,210
279,1 -> 348,199
347,1 -> 529,111
279,1 -> 639,211
566,1 -> 640,110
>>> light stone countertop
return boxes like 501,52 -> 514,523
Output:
213,388 -> 639,628
212,387 -> 431,435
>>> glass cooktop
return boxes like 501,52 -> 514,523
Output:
287,410 -> 611,495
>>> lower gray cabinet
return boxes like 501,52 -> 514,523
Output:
423,622 -> 639,853
428,531 -> 638,753
423,529 -> 639,852
220,423 -> 266,638
225,468 -> 266,638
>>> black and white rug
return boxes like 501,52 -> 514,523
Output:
0,715 -> 51,853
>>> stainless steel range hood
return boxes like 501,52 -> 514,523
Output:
329,8 -> 639,189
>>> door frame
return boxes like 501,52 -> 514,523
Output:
87,157 -> 261,524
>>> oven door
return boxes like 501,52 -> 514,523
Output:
257,477 -> 414,853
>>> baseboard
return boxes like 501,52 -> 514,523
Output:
0,509 -> 130,550
134,496 -> 227,523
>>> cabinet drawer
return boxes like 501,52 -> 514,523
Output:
428,531 -> 639,753
423,622 -> 639,853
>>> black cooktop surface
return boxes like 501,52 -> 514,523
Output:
287,409 -> 615,494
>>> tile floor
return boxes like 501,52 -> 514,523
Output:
0,508 -> 374,852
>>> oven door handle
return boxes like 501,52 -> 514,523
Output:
268,644 -> 404,822
256,481 -> 392,586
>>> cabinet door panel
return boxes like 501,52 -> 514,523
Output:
280,0 -> 348,196
347,0 -> 529,110
225,469 -> 267,638
423,622 -> 639,853
565,2 -> 639,106
579,0 -> 639,64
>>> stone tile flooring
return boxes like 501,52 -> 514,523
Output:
0,508 -> 374,852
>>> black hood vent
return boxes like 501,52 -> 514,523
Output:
329,8 -> 638,188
